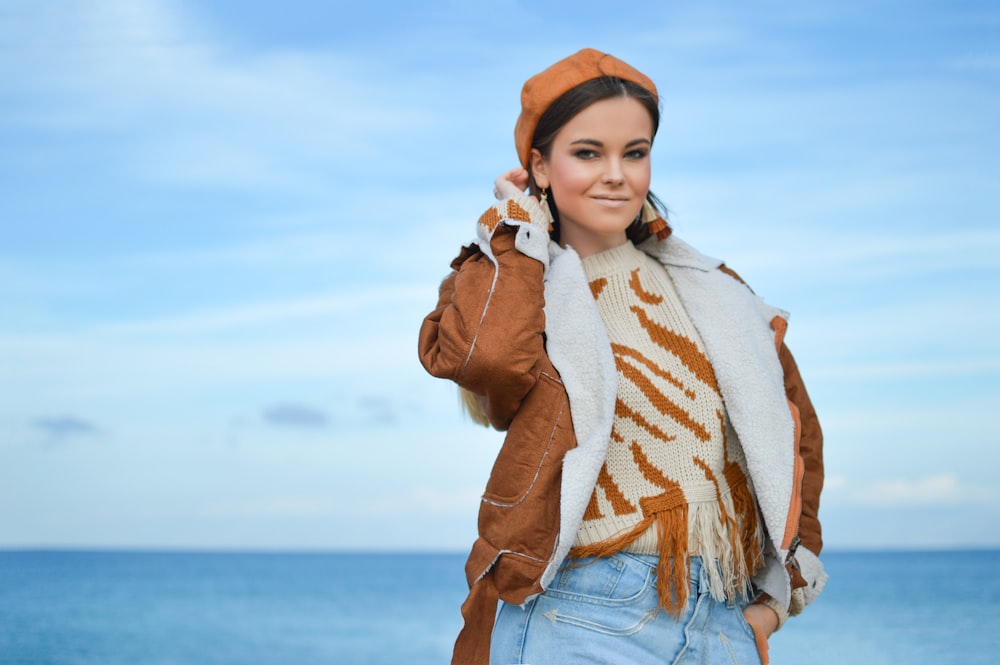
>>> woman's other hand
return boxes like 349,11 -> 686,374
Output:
742,602 -> 778,664
743,601 -> 779,638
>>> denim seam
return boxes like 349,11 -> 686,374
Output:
543,568 -> 655,608
543,605 -> 660,637
514,599 -> 536,662
669,586 -> 706,665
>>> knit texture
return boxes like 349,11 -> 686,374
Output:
570,241 -> 763,614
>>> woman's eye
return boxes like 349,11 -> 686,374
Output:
626,149 -> 649,160
573,149 -> 598,160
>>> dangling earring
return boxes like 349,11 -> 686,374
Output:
641,199 -> 670,240
539,188 -> 554,233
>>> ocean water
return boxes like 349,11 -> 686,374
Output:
0,549 -> 997,664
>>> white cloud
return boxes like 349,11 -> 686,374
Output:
198,496 -> 339,519
948,54 -> 1000,71
189,482 -> 482,523
816,397 -> 998,440
261,403 -> 329,429
0,331 -> 419,400
32,415 -> 102,439
826,473 -> 1000,507
132,230 -> 361,268
786,290 -> 1000,371
710,229 -> 1000,281
86,284 -> 434,336
810,357 -> 1000,380
369,486 -> 484,516
0,280 -> 439,410
0,0 -> 431,193
2,0 -> 998,552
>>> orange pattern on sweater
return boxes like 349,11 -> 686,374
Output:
570,242 -> 763,615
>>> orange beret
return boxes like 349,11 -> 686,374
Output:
514,48 -> 658,168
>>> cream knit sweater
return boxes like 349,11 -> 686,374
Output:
571,241 -> 763,611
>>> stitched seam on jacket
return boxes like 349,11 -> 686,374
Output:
458,260 -> 500,382
468,549 -> 549,587
498,549 -> 549,563
539,370 -> 563,384
481,396 -> 565,508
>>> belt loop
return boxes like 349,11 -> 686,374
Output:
691,556 -> 710,594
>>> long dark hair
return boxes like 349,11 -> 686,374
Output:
529,76 -> 670,244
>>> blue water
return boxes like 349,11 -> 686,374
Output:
1,549 -> 997,664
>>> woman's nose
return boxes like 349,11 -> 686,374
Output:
602,159 -> 625,184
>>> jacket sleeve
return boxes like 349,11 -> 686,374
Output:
778,341 -> 828,620
418,195 -> 551,430
780,343 -> 824,559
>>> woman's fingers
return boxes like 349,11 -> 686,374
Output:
494,167 -> 530,199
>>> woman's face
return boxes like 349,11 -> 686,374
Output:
531,96 -> 653,258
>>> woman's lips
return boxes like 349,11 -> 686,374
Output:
591,195 -> 630,207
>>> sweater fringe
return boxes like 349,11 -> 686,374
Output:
571,488 -> 690,616
570,484 -> 762,615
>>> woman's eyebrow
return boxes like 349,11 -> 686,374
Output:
568,138 -> 652,147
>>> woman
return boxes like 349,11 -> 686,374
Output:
419,48 -> 826,665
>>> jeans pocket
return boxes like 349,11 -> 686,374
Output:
549,554 -> 653,604
538,554 -> 660,636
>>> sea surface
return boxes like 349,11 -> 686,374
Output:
1,549 -> 997,664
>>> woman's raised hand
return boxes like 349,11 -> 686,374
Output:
484,167 -> 550,243
493,167 -> 532,200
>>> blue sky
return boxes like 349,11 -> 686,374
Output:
1,0 -> 997,551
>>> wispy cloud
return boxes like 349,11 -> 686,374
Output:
811,357 -> 1000,380
2,0 -> 998,551
32,415 -> 101,439
256,397 -> 403,431
827,473 -> 1000,507
816,395 -> 998,436
357,396 -> 399,426
709,229 -> 1000,280
87,284 -> 434,337
948,54 -> 1000,71
368,485 -> 484,516
0,278 -> 435,402
0,0 -> 431,194
262,403 -> 329,429
792,292 -> 999,363
199,496 -> 335,519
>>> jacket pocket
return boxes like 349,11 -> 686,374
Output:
481,372 -> 567,506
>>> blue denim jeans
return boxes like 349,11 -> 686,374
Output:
491,553 -> 762,665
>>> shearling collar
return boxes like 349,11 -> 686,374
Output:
548,234 -> 724,274
640,234 -> 725,272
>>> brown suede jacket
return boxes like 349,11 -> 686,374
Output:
419,196 -> 826,665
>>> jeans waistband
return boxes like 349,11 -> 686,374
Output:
608,553 -> 715,594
